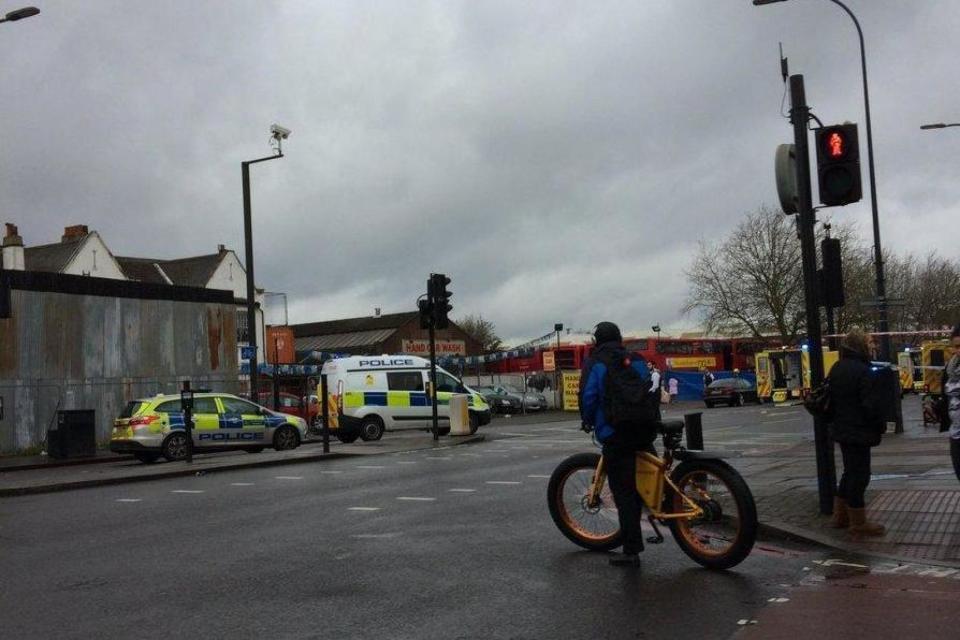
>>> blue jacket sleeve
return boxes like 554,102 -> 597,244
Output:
581,363 -> 605,425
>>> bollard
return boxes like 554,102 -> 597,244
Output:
684,412 -> 703,450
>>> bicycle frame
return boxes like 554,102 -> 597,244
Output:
586,449 -> 704,521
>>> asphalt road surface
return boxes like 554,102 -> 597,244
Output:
2,403 -> 837,640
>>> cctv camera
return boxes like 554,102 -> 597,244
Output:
270,124 -> 291,140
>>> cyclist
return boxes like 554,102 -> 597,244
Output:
579,321 -> 658,567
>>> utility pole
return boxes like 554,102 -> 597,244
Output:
789,74 -> 835,515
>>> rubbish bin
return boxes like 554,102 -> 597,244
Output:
47,410 -> 96,459
870,362 -> 903,433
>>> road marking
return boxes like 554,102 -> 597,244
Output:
352,533 -> 401,539
274,476 -> 303,480
460,453 -> 482,458
425,456 -> 452,460
171,490 -> 205,494
448,488 -> 477,493
115,498 -> 142,503
396,496 -> 436,501
348,507 -> 381,511
396,461 -> 418,465
485,481 -> 521,485
501,432 -> 533,437
230,482 -> 255,486
486,449 -> 511,452
767,597 -> 790,603
320,470 -> 343,474
355,465 -> 385,469
527,474 -> 550,479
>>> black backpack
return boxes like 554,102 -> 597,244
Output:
600,350 -> 658,430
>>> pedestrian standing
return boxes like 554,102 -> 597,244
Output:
702,368 -> 715,390
579,321 -> 659,567
939,324 -> 960,483
827,328 -> 886,538
668,377 -> 679,403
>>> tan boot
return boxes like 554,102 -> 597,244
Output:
848,507 -> 885,538
829,496 -> 849,529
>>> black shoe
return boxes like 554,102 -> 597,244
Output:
608,553 -> 641,567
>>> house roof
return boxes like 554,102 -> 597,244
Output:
115,257 -> 170,284
294,328 -> 400,353
23,237 -> 86,273
156,253 -> 224,288
290,312 -> 420,338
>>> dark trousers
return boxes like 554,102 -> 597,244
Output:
951,439 -> 960,485
837,442 -> 872,508
603,443 -> 654,555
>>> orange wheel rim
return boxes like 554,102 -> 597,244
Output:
557,467 -> 620,543
672,470 -> 742,558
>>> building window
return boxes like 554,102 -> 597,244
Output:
237,308 -> 249,343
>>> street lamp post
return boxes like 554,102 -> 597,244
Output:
242,125 -> 290,399
554,323 -> 563,409
0,6 -> 39,24
754,0 -> 891,362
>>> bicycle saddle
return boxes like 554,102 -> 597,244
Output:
658,419 -> 684,435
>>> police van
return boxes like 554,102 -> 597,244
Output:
321,355 -> 491,442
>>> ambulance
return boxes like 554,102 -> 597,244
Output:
897,348 -> 924,395
320,355 -> 491,443
755,347 -> 839,403
920,340 -> 950,395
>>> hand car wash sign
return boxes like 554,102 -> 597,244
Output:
401,339 -> 466,356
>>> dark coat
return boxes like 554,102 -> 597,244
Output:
827,347 -> 885,447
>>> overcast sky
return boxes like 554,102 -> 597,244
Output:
1,1 -> 957,345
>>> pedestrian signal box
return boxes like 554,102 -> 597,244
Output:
815,124 -> 862,207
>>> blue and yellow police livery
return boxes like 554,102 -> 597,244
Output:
110,393 -> 307,463
321,356 -> 491,443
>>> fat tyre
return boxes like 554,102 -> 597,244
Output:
161,432 -> 190,462
547,452 -> 622,552
273,426 -> 301,451
665,459 -> 757,570
359,416 -> 385,442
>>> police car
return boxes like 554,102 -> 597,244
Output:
321,355 -> 491,442
110,393 -> 307,463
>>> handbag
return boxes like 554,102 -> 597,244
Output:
803,378 -> 832,419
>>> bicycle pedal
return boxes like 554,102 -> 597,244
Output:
646,535 -> 664,544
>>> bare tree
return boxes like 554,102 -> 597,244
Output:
456,314 -> 503,353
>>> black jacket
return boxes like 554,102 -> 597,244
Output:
827,347 -> 884,447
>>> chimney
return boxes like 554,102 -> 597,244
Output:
217,244 -> 226,254
62,225 -> 89,243
374,307 -> 381,317
2,222 -> 25,271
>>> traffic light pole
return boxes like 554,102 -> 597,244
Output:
790,74 -> 835,515
428,319 -> 439,441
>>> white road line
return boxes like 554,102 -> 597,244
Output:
320,470 -> 343,474
425,456 -> 452,460
274,476 -> 303,480
171,490 -> 205,494
348,507 -> 381,511
396,496 -> 437,501
486,449 -> 511,453
352,533 -> 401,539
485,481 -> 521,485
448,488 -> 477,493
115,498 -> 142,503
526,475 -> 550,479
396,461 -> 418,465
501,432 -> 533,437
355,465 -> 385,469
230,482 -> 255,486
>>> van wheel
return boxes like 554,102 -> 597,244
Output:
336,431 -> 359,444
359,416 -> 385,442
161,432 -> 190,461
273,426 -> 301,451
469,413 -> 479,435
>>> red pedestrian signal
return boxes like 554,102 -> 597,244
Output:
815,124 -> 862,207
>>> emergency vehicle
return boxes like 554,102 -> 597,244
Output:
897,348 -> 924,394
755,347 -> 839,403
920,340 -> 950,395
321,355 -> 491,443
110,393 -> 307,463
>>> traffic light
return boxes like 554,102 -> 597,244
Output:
417,297 -> 432,329
820,237 -> 845,308
430,273 -> 452,329
815,124 -> 862,207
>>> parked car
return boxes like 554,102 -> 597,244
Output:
501,384 -> 548,411
111,393 -> 307,463
704,378 -> 758,408
474,385 -> 524,414
258,391 -> 320,427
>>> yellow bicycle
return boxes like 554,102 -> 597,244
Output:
547,420 -> 758,570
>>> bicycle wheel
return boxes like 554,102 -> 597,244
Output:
664,459 -> 757,570
547,452 -> 622,551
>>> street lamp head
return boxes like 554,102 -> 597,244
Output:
752,0 -> 788,5
920,123 -> 946,130
270,124 -> 291,140
652,325 -> 661,333
3,6 -> 40,21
